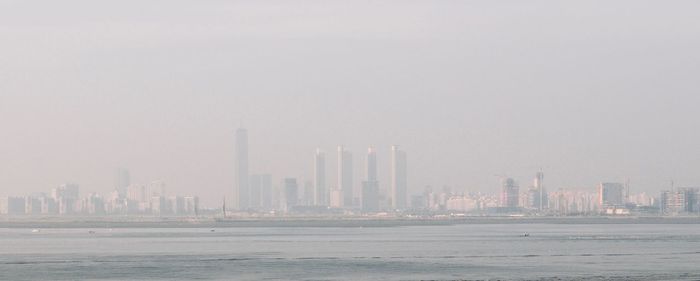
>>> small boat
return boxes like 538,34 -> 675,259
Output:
31,229 -> 40,233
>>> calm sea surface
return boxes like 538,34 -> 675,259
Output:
1,224 -> 700,280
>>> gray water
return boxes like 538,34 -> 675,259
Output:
2,224 -> 700,280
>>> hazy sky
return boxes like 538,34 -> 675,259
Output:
1,0 -> 699,206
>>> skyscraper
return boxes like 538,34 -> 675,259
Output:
367,147 -> 377,182
235,128 -> 249,210
597,182 -> 625,208
249,174 -> 262,209
500,178 -> 519,208
314,149 -> 326,206
283,178 -> 298,212
390,145 -> 407,210
115,168 -> 130,199
260,174 -> 273,209
337,146 -> 353,207
362,147 -> 379,212
528,171 -> 548,210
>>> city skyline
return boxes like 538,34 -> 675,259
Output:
3,1 -> 700,280
2,1 -> 699,208
1,126 -> 698,208
3,126 -> 697,215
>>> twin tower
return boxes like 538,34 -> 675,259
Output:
234,128 -> 407,212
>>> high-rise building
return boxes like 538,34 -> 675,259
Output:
0,197 -> 26,215
528,171 -> 548,210
127,185 -> 147,203
303,180 -> 314,206
337,146 -> 353,207
597,182 -> 625,208
235,128 -> 250,210
52,183 -> 80,215
314,149 -> 327,206
260,174 -> 273,209
390,145 -> 407,209
367,147 -> 377,182
660,187 -> 699,215
500,178 -> 519,208
115,168 -> 130,199
362,147 -> 379,212
283,178 -> 298,212
115,169 -> 130,197
249,174 -> 262,208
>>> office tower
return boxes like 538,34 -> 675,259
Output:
183,196 -> 199,216
85,193 -> 106,215
260,174 -> 273,209
250,174 -> 262,208
528,171 -> 548,210
660,187 -> 699,215
303,180 -> 314,206
52,183 -> 80,215
40,196 -> 58,214
0,197 -> 26,215
314,149 -> 327,206
362,147 -> 379,212
115,168 -> 130,198
127,185 -> 147,202
283,178 -> 298,212
367,147 -> 377,182
500,178 -> 519,208
235,128 -> 250,210
25,197 -> 42,215
597,182 -> 625,207
390,145 -> 407,209
337,146 -> 353,207
52,184 -> 79,200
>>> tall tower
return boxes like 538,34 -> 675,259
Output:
337,146 -> 353,207
534,171 -> 546,210
362,147 -> 379,212
235,128 -> 250,210
283,178 -> 298,212
367,147 -> 377,182
390,145 -> 407,210
115,168 -> 130,199
500,177 -> 519,208
314,149 -> 327,206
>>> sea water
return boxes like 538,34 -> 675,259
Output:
1,224 -> 700,280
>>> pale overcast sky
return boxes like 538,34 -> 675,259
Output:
1,0 -> 699,206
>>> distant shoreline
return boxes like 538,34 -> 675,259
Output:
2,216 -> 700,228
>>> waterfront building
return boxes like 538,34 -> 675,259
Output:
528,171 -> 548,210
235,128 -> 250,210
500,178 -> 519,208
250,174 -> 263,208
260,174 -> 273,209
0,197 -> 26,215
362,147 -> 379,212
390,145 -> 407,210
115,168 -> 130,199
283,178 -> 298,212
337,146 -> 353,207
660,188 -> 699,215
597,182 -> 625,208
314,149 -> 327,206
